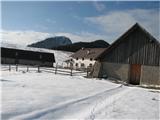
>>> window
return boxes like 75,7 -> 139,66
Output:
75,63 -> 78,67
70,63 -> 73,67
90,58 -> 93,61
81,63 -> 85,67
89,63 -> 92,67
82,58 -> 84,60
76,58 -> 78,60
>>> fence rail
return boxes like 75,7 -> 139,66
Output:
1,64 -> 91,77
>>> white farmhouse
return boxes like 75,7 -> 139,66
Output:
69,48 -> 106,69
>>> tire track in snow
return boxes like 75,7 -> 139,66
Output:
10,85 -> 130,120
67,85 -> 132,120
86,85 -> 132,120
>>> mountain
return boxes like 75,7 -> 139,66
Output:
53,40 -> 110,52
28,36 -> 72,49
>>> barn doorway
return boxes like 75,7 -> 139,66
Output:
129,64 -> 141,85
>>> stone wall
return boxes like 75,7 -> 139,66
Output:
92,61 -> 160,88
140,65 -> 160,87
90,61 -> 102,78
100,62 -> 129,82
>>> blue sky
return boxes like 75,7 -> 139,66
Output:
1,1 -> 160,46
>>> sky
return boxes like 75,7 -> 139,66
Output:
1,1 -> 160,46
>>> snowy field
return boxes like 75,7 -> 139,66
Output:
1,66 -> 160,120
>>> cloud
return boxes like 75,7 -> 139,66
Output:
2,9 -> 158,47
0,30 -> 109,46
1,30 -> 52,46
85,9 -> 159,40
93,1 -> 106,12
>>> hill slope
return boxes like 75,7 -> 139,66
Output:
28,36 -> 72,49
53,40 -> 110,52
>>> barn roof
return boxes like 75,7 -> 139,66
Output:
1,42 -> 55,54
97,23 -> 160,59
70,48 -> 107,60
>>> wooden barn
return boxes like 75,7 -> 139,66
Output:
1,45 -> 55,67
91,23 -> 160,88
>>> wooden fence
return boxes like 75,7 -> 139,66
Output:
1,64 -> 91,77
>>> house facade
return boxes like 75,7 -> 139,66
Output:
69,48 -> 106,70
91,23 -> 160,88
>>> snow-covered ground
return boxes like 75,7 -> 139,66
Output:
53,50 -> 72,66
1,66 -> 160,120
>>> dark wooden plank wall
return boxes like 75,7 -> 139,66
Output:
1,47 -> 55,62
102,28 -> 160,66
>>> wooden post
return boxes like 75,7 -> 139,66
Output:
27,66 -> 29,72
70,68 -> 73,76
61,63 -> 63,68
87,67 -> 89,77
9,64 -> 11,71
16,64 -> 18,71
38,66 -> 40,73
55,64 -> 57,74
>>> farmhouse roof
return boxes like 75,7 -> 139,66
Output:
70,48 -> 107,60
97,23 -> 160,59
